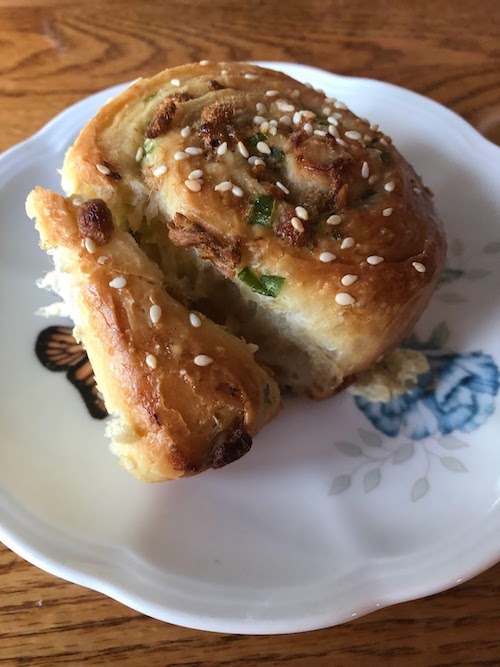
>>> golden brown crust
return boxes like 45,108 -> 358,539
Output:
27,187 -> 280,481
58,61 -> 445,399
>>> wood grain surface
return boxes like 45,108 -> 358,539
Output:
1,1 -> 500,664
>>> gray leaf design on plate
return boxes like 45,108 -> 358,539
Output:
438,292 -> 467,304
336,442 -> 363,457
329,474 -> 352,495
392,442 -> 414,464
439,435 -> 468,450
465,269 -> 490,280
483,241 -> 500,254
363,468 -> 381,493
411,477 -> 430,502
358,428 -> 383,447
440,456 -> 467,473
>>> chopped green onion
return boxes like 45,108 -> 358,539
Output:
144,138 -> 156,154
260,275 -> 285,297
238,267 -> 285,298
266,146 -> 285,165
247,132 -> 268,146
316,117 -> 329,126
143,91 -> 158,103
249,195 -> 275,227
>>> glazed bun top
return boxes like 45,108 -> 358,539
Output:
61,61 -> 446,395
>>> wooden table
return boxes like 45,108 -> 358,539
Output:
1,1 -> 499,664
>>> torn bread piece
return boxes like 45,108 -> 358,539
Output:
27,188 -> 280,481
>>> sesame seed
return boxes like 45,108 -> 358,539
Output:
232,185 -> 244,197
412,261 -> 426,273
279,115 -> 292,126
180,126 -> 191,138
247,343 -> 259,354
383,207 -> 393,217
245,73 -> 258,80
335,292 -> 355,305
341,274 -> 358,286
152,164 -> 167,177
336,138 -> 348,147
194,354 -> 214,367
328,124 -> 340,138
256,102 -> 267,113
97,255 -> 108,264
414,187 -> 421,195
368,175 -> 378,185
257,141 -> 271,155
345,130 -> 362,141
174,151 -> 188,160
185,146 -> 203,156
323,106 -> 332,115
214,181 -> 233,192
254,115 -> 267,125
146,354 -> 157,369
367,255 -> 384,265
384,181 -> 395,192
260,121 -> 270,133
304,122 -> 313,135
293,111 -> 302,125
370,123 -> 379,131
171,78 -> 180,86
334,101 -> 347,110
341,237 -> 355,249
380,137 -> 389,146
327,214 -> 342,225
327,115 -> 339,126
314,129 -> 327,136
332,112 -> 343,120
300,110 -> 316,120
150,304 -> 162,324
361,161 -> 370,178
217,141 -> 228,155
248,156 -> 265,167
185,179 -> 202,192
319,251 -> 336,263
294,206 -> 308,220
135,146 -> 144,162
276,181 -> 289,194
72,196 -> 83,206
269,126 -> 277,136
84,238 -> 97,254
363,134 -> 372,143
188,169 -> 203,180
109,276 -> 127,289
277,101 -> 295,112
291,217 -> 304,233
265,90 -> 279,97
291,89 -> 300,98
96,163 -> 111,175
189,312 -> 202,328
199,59 -> 210,65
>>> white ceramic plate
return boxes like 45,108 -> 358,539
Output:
1,63 -> 500,635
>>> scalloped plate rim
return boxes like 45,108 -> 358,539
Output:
1,62 -> 499,635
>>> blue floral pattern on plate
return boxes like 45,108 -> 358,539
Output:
355,351 -> 500,441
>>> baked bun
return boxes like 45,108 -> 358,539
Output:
28,62 -> 446,481
58,61 -> 446,399
27,187 -> 280,481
